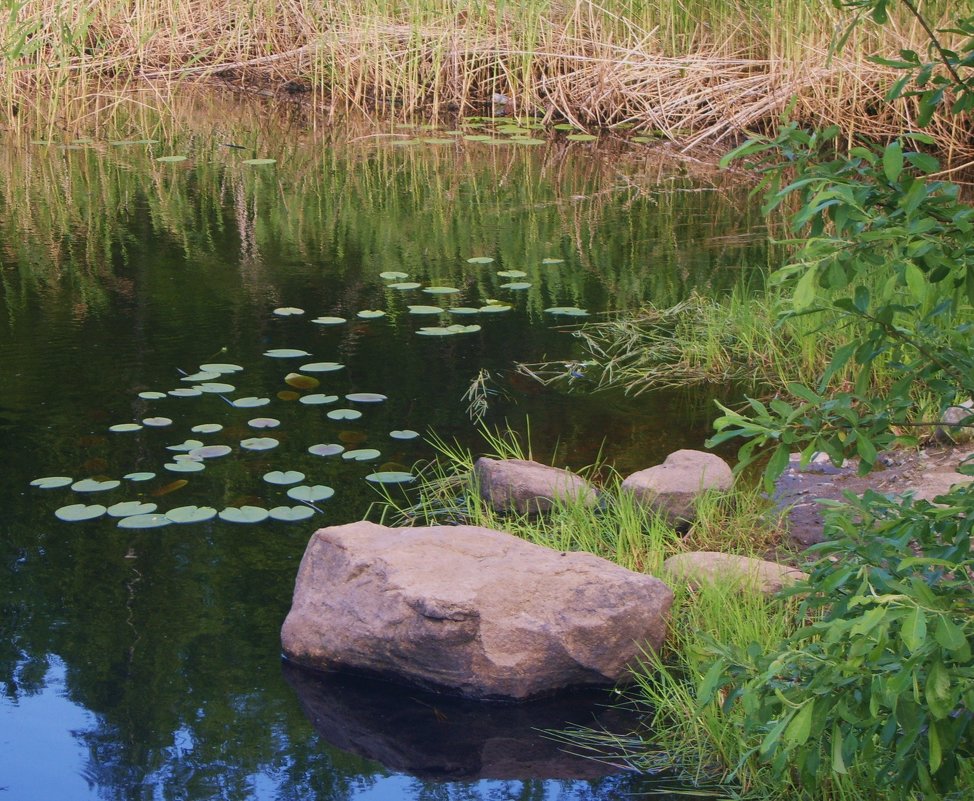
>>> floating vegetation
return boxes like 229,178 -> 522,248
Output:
30,476 -> 73,489
109,423 -> 142,433
156,155 -> 188,163
277,391 -> 300,401
342,449 -> 381,462
388,282 -> 421,290
268,506 -> 315,522
366,471 -> 416,484
500,282 -> 532,290
118,513 -> 172,529
390,430 -> 420,440
264,348 -> 310,358
299,394 -> 338,406
232,396 -> 270,408
139,391 -> 166,400
196,382 -> 235,393
311,316 -> 346,325
479,305 -> 512,313
287,485 -> 335,502
423,286 -> 460,295
448,307 -> 480,315
107,501 -> 158,518
55,504 -> 106,522
191,423 -> 223,434
497,270 -> 527,278
545,306 -> 590,317
200,363 -> 243,374
284,373 -> 320,390
300,362 -> 344,373
247,417 -> 280,428
345,393 -> 387,403
308,443 -> 344,457
71,478 -> 120,492
327,408 -> 362,421
167,439 -> 204,452
124,472 -> 156,482
357,310 -> 385,319
417,324 -> 481,336
243,158 -> 277,166
142,417 -> 173,427
240,437 -> 279,451
166,506 -> 218,524
164,461 -> 205,473
219,506 -> 269,524
182,370 -> 220,381
566,134 -> 598,142
408,305 -> 445,315
467,257 -> 494,264
379,271 -> 408,280
274,306 -> 304,316
187,445 -> 232,459
542,258 -> 564,265
263,470 -> 305,485
169,388 -> 202,397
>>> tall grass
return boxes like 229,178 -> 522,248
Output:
1,1 -> 969,156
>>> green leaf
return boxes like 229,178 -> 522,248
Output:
784,701 -> 815,746
902,606 -> 928,653
831,722 -> 848,774
925,659 -> 953,720
934,616 -> 967,654
905,263 -> 926,301
883,140 -> 903,182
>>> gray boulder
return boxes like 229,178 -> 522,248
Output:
621,449 -> 733,525
281,521 -> 673,700
938,399 -> 974,443
663,551 -> 806,594
473,457 -> 597,515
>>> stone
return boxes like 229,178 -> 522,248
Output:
938,399 -> 974,443
281,521 -> 673,700
663,551 -> 807,594
621,449 -> 733,525
473,457 -> 597,515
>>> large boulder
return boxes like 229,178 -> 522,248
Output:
621,449 -> 733,525
473,457 -> 597,515
664,551 -> 807,594
281,522 -> 673,700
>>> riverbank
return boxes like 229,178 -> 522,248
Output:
3,0 -> 970,159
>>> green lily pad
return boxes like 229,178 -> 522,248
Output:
448,307 -> 480,315
273,306 -> 304,316
541,258 -> 564,265
300,362 -> 344,373
182,370 -> 221,382
311,316 -> 347,325
55,503 -> 107,522
124,472 -> 156,482
166,439 -> 205,452
357,310 -> 386,319
417,324 -> 481,336
240,437 -> 279,451
466,257 -> 494,264
243,158 -> 277,166
497,270 -> 527,278
566,134 -> 598,142
30,476 -> 73,489
408,305 -> 445,315
232,397 -> 270,408
142,417 -> 173,427
263,470 -> 306,485
423,286 -> 460,295
72,478 -> 121,493
138,391 -> 167,400
156,155 -> 188,163
166,505 -> 218,524
110,138 -> 160,146
268,506 -> 316,522
507,137 -> 546,145
500,282 -> 532,290
169,388 -> 202,397
390,429 -> 420,440
264,348 -> 311,358
463,135 -> 495,142
553,124 -> 579,131
387,282 -> 422,290
299,394 -> 339,405
219,506 -> 270,524
366,471 -> 416,484
327,408 -> 362,421
342,448 -> 381,462
479,304 -> 512,313
379,271 -> 409,280
346,393 -> 387,403
247,417 -> 280,428
187,445 -> 232,459
545,306 -> 590,317
191,423 -> 224,434
196,382 -> 236,394
164,461 -> 205,473
199,363 -> 244,373
118,513 -> 172,529
108,501 -> 158,518
109,423 -> 143,433
423,138 -> 454,145
308,443 -> 345,457
286,485 -> 335,502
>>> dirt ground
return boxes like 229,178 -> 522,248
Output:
775,445 -> 974,548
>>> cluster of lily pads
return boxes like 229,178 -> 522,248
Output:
381,117 -> 662,148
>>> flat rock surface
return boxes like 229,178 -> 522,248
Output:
281,521 -> 673,700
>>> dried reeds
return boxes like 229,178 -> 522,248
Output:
1,0 -> 969,155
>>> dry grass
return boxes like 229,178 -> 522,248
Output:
1,0 -> 970,155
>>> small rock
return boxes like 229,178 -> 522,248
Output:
473,457 -> 597,515
938,400 -> 974,443
621,449 -> 732,525
663,551 -> 807,594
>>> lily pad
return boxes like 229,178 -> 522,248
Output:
110,138 -> 160,146
166,506 -> 218,524
357,310 -> 386,319
166,439 -> 205,452
277,391 -> 300,401
545,306 -> 590,317
240,437 -> 279,451
300,362 -> 344,373
507,137 -> 546,146
345,393 -> 387,403
566,133 -> 598,142
273,306 -> 304,316
366,471 -> 416,484
263,470 -> 306,485
108,501 -> 158,518
156,155 -> 188,163
199,363 -> 244,374
109,423 -> 143,433
285,373 -> 320,390
408,305 -> 445,315
417,324 -> 481,336
142,417 -> 173,427
30,476 -> 74,489
181,370 -> 220,382
327,408 -> 362,421
268,506 -> 316,522
387,282 -> 421,290
247,417 -> 280,428
55,504 -> 107,522
422,286 -> 460,295
466,256 -> 495,264
243,158 -> 277,166
448,307 -> 480,315
286,485 -> 335,502
138,391 -> 167,400
379,271 -> 408,280
232,396 -> 270,408
308,443 -> 344,457
187,445 -> 232,459
311,316 -> 347,325
118,513 -> 172,529
218,506 -> 269,524
264,348 -> 311,358
164,461 -> 205,473
463,135 -> 495,143
541,258 -> 564,265
500,282 -> 532,290
191,423 -> 224,434
196,382 -> 236,394
479,304 -> 512,313
169,388 -> 202,398
71,478 -> 121,493
299,394 -> 339,405
342,448 -> 382,462
497,270 -> 528,278
390,429 -> 420,440
124,472 -> 156,482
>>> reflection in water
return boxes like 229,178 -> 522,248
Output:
0,92 -> 773,800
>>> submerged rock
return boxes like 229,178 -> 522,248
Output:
663,551 -> 807,594
621,449 -> 732,525
473,457 -> 597,515
281,521 -> 673,700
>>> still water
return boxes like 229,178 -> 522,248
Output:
0,93 -> 770,800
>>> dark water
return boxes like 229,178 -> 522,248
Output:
0,95 -> 769,800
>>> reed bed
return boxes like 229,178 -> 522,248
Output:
1,1 -> 969,155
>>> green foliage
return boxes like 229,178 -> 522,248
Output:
700,2 -> 974,798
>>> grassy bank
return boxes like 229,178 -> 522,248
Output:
2,1 -> 969,156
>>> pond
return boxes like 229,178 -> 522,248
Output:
0,91 -> 772,800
